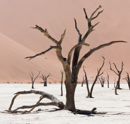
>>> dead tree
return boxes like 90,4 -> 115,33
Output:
7,90 -> 65,113
98,76 -> 106,87
124,72 -> 130,90
106,73 -> 109,88
81,76 -> 85,87
40,73 -> 51,86
109,62 -> 124,89
60,70 -> 64,96
83,66 -> 89,96
25,5 -> 126,111
29,71 -> 40,89
84,57 -> 105,98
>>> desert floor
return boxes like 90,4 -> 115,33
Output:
0,84 -> 130,124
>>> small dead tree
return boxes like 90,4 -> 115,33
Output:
84,57 -> 105,98
98,76 -> 106,87
29,71 -> 40,89
109,62 -> 124,90
106,73 -> 109,88
60,70 -> 64,96
124,72 -> 130,90
81,76 -> 85,87
40,73 -> 51,87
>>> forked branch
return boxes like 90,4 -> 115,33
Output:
72,5 -> 103,68
74,18 -> 82,42
59,29 -> 66,44
77,41 -> 126,70
68,42 -> 89,65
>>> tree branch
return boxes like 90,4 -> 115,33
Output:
92,10 -> 104,20
25,46 -> 58,60
34,71 -> 41,81
32,25 -> 58,45
77,41 -> 127,70
109,62 -> 118,75
90,5 -> 102,19
59,29 -> 66,44
68,42 -> 89,65
72,6 -> 103,68
121,62 -> 124,72
74,18 -> 82,42
113,63 -> 120,73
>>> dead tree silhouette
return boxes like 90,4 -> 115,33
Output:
29,71 -> 40,89
8,5 -> 126,114
109,62 -> 124,95
40,73 -> 51,87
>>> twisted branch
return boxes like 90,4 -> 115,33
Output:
25,46 -> 58,60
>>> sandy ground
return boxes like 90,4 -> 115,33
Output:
0,84 -> 130,124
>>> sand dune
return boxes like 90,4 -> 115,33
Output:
0,0 -> 130,83
0,33 -> 62,83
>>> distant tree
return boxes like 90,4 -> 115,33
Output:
24,5 -> 126,112
81,76 -> 85,87
106,73 -> 109,88
98,76 -> 106,87
109,62 -> 124,90
84,57 -> 105,98
123,72 -> 130,90
29,71 -> 40,89
40,73 -> 51,87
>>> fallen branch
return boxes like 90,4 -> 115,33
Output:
7,90 -> 64,113
7,90 -> 107,115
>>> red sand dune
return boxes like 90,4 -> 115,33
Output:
0,0 -> 130,83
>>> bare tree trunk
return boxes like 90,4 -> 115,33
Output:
83,66 -> 90,97
32,81 -> 34,89
81,76 -> 84,87
116,75 -> 121,89
44,81 -> 47,86
60,71 -> 64,96
106,74 -> 109,88
123,72 -> 130,90
115,85 -> 118,95
64,65 -> 76,111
